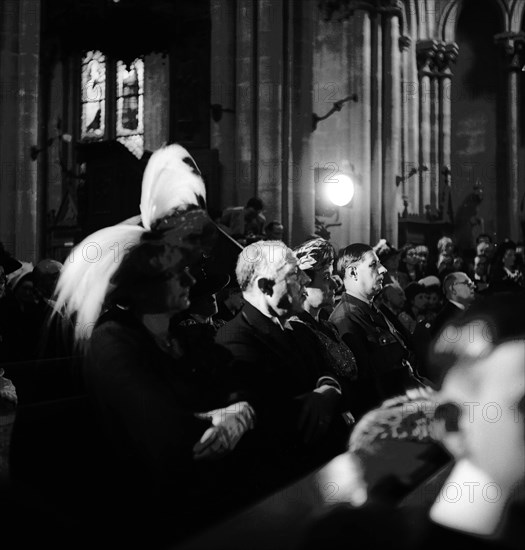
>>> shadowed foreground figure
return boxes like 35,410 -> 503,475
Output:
38,145 -> 256,547
299,296 -> 525,550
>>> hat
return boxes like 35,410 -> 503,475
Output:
418,275 -> 440,288
7,261 -> 34,291
404,282 -> 428,303
294,238 -> 335,271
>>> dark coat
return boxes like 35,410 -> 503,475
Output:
329,293 -> 421,417
85,307 -> 238,515
215,302 -> 349,477
430,300 -> 464,339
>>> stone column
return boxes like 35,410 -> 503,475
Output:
438,42 -> 458,217
438,43 -> 458,177
401,35 -> 419,214
416,40 -> 437,215
0,0 -> 41,262
257,0 -> 283,221
495,31 -> 525,240
235,0 -> 257,204
210,0 -> 236,208
382,12 -> 401,244
144,53 -> 170,152
370,12 -> 383,244
285,0 -> 315,245
348,9 -> 372,244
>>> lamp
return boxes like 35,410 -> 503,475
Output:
325,173 -> 355,207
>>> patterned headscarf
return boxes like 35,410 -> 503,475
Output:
293,238 -> 335,272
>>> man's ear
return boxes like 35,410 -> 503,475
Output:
258,277 -> 274,296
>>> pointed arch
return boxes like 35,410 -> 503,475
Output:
509,0 -> 525,32
402,0 -> 417,37
438,0 -> 508,42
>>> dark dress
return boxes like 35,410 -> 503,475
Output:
85,306 -> 243,542
287,310 -> 358,413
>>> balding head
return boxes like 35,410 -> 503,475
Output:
442,271 -> 476,306
235,240 -> 309,320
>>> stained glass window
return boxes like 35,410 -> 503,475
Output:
116,58 -> 144,158
81,50 -> 106,140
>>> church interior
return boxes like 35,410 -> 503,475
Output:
1,1 -> 524,549
1,0 -> 524,261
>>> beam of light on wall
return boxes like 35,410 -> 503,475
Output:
325,174 -> 355,207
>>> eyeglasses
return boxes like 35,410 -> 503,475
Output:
454,280 -> 474,287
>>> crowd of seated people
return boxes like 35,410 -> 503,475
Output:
1,146 -> 524,550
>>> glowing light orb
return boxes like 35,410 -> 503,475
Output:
325,174 -> 355,206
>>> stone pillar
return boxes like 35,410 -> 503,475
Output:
0,0 -> 41,262
416,40 -> 438,216
495,31 -> 525,240
210,0 -> 236,209
285,0 -> 315,245
438,42 -> 458,216
429,73 -> 440,214
401,35 -> 419,214
439,43 -> 458,177
382,12 -> 401,245
370,12 -> 382,244
144,53 -> 170,152
349,10 -> 372,244
257,0 -> 283,221
235,0 -> 257,204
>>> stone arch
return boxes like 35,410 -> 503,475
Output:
438,0 -> 508,42
401,0 -> 417,37
510,0 -> 525,33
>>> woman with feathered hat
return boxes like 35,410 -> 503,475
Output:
53,144 -> 254,542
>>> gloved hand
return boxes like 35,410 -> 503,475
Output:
0,368 -> 17,405
193,401 -> 255,460
295,385 -> 340,444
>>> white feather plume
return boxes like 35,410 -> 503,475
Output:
140,144 -> 206,230
53,143 -> 208,345
53,224 -> 145,343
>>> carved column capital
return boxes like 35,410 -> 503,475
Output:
441,42 -> 459,73
416,40 -> 458,76
494,31 -> 525,71
416,39 -> 440,76
399,35 -> 411,52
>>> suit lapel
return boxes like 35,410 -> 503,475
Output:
240,303 -> 295,363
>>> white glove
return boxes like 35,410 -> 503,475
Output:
193,401 -> 255,460
0,368 -> 17,405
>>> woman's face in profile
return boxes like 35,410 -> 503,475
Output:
163,264 -> 196,314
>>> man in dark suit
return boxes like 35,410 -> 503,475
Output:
430,271 -> 476,339
216,240 -> 349,485
329,244 -> 426,418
